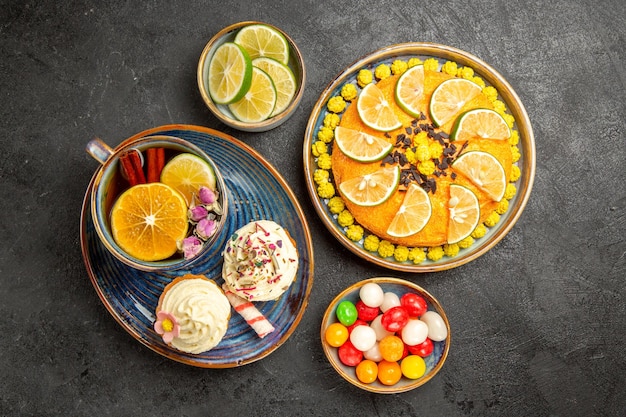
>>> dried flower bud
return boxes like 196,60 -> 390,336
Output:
210,201 -> 223,216
181,236 -> 203,259
198,186 -> 216,204
196,218 -> 217,240
188,205 -> 208,222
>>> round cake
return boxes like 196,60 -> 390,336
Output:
222,220 -> 299,301
311,56 -> 521,263
153,274 -> 230,354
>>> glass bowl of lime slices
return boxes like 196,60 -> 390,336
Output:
197,21 -> 306,132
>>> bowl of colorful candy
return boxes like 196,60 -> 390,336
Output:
321,277 -> 450,394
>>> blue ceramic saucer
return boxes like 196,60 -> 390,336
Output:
80,124 -> 314,368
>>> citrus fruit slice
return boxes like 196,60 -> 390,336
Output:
110,183 -> 189,261
160,153 -> 217,204
447,184 -> 480,244
228,67 -> 278,123
429,78 -> 481,127
394,64 -> 425,118
334,126 -> 393,162
207,42 -> 253,104
234,24 -> 289,65
387,183 -> 432,237
339,166 -> 400,206
252,57 -> 296,116
357,82 -> 402,132
228,67 -> 277,123
452,150 -> 507,201
450,108 -> 511,141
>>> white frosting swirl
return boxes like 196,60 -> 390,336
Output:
159,278 -> 230,354
222,220 -> 299,301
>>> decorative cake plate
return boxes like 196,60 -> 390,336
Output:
81,124 -> 314,367
303,43 -> 535,272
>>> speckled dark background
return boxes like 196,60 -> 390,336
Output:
1,1 -> 625,416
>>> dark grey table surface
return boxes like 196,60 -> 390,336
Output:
2,1 -> 625,416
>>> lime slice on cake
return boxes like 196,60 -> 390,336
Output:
234,24 -> 290,65
429,78 -> 481,127
228,67 -> 277,123
450,108 -> 511,141
452,150 -> 507,201
252,57 -> 296,116
339,166 -> 400,207
387,183 -> 432,237
357,83 -> 402,132
207,42 -> 253,104
334,126 -> 393,162
160,153 -> 217,205
394,65 -> 425,118
447,184 -> 480,244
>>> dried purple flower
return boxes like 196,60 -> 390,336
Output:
188,205 -> 208,222
181,236 -> 203,259
196,218 -> 217,240
198,186 -> 216,204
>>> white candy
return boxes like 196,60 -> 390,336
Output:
370,314 -> 393,341
359,283 -> 384,308
363,342 -> 382,362
420,311 -> 448,342
350,325 -> 376,352
401,319 -> 429,346
380,292 -> 401,312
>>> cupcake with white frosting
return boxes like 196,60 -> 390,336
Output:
222,220 -> 299,302
154,274 -> 230,354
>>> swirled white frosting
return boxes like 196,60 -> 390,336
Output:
222,220 -> 299,301
158,277 -> 230,354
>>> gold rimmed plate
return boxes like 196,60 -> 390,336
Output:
303,43 -> 535,272
81,124 -> 314,367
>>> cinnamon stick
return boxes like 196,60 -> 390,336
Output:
146,147 -> 165,183
119,149 -> 146,186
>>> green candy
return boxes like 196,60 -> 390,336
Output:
336,301 -> 358,326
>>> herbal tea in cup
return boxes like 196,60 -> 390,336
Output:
86,135 -> 227,272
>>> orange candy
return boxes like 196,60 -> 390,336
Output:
325,322 -> 349,347
379,335 -> 404,362
355,360 -> 378,384
377,360 -> 402,386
